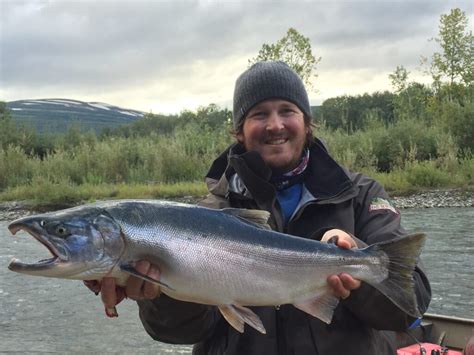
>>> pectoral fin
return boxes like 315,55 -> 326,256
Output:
293,290 -> 340,324
218,304 -> 266,334
119,263 -> 175,291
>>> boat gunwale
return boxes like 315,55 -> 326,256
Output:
423,312 -> 474,325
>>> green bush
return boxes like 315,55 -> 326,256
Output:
443,102 -> 474,153
27,176 -> 83,206
0,145 -> 35,189
318,128 -> 378,171
405,161 -> 451,188
370,118 -> 440,171
1,99 -> 472,206
364,168 -> 413,195
458,155 -> 474,184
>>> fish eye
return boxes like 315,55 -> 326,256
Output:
40,220 -> 46,227
55,225 -> 69,237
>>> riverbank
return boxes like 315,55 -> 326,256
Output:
0,195 -> 203,221
392,189 -> 474,208
0,188 -> 472,221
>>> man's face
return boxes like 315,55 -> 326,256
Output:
237,99 -> 309,174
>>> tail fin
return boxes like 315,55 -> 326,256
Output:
364,233 -> 426,318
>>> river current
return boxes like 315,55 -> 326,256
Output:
0,207 -> 473,353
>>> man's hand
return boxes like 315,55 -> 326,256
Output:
322,229 -> 362,299
84,260 -> 161,317
121,261 -> 161,300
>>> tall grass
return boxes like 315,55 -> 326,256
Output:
0,181 -> 208,209
0,117 -> 472,208
0,124 -> 232,189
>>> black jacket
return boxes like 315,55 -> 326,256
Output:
137,139 -> 431,355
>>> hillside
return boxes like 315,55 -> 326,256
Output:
6,98 -> 145,133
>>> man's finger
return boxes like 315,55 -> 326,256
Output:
336,239 -> 352,249
143,264 -> 161,299
321,229 -> 357,249
126,260 -> 151,300
327,275 -> 350,299
339,273 -> 361,291
84,280 -> 101,295
101,277 -> 117,308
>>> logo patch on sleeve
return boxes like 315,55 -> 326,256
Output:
369,197 -> 399,214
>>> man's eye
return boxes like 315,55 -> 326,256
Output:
249,112 -> 266,119
280,109 -> 295,115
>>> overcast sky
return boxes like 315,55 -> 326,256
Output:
1,0 -> 472,114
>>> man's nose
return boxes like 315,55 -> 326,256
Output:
266,112 -> 284,131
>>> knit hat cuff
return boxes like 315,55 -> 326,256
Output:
232,61 -> 311,129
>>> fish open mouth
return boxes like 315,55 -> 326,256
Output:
8,222 -> 63,270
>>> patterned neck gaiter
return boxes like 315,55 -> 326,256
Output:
270,149 -> 310,191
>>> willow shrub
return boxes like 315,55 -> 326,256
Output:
404,160 -> 451,188
363,169 -> 413,196
319,118 -> 457,173
3,122 -> 233,188
158,122 -> 232,182
25,175 -> 84,206
368,118 -> 440,171
317,127 -> 378,171
457,155 -> 474,186
1,116 -> 472,206
0,145 -> 36,189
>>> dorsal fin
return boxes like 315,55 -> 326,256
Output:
221,208 -> 271,230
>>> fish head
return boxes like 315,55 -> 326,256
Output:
7,206 -> 124,280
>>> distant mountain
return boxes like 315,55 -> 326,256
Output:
6,98 -> 145,133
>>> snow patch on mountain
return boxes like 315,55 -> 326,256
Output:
88,103 -> 111,111
6,98 -> 146,133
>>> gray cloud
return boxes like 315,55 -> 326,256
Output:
1,0 -> 472,110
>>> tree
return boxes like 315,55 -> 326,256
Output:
389,66 -> 410,93
249,28 -> 321,90
388,67 -> 433,121
195,104 -> 232,129
319,92 -> 395,132
423,8 -> 473,100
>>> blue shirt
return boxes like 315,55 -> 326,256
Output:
276,183 -> 303,225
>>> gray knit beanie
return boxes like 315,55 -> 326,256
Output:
232,61 -> 311,130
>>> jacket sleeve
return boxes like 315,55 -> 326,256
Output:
341,174 -> 431,330
136,193 -> 227,344
137,295 -> 220,344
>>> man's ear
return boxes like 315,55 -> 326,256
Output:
236,132 -> 244,144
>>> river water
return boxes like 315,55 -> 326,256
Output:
0,207 -> 473,353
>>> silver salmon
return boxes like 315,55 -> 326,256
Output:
7,199 -> 425,334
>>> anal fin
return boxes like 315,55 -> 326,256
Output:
218,304 -> 266,334
293,290 -> 340,324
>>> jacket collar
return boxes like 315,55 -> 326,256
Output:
205,138 -> 357,205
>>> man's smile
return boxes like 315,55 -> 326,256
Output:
265,137 -> 289,145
